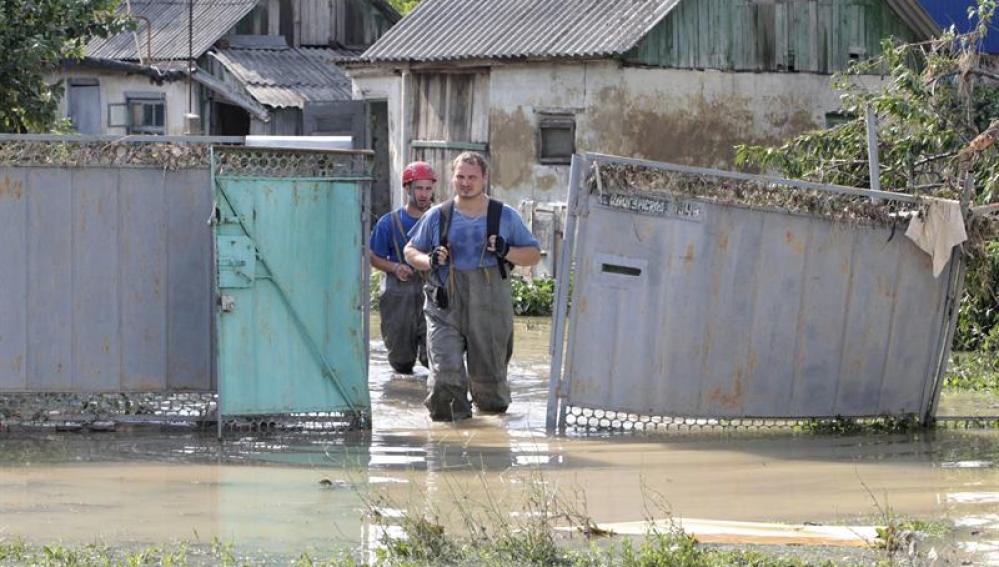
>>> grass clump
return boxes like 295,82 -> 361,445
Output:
0,537 -> 357,567
0,539 -> 194,566
376,518 -> 857,566
800,415 -> 921,435
366,474 -> 883,567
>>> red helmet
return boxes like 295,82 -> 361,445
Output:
402,161 -> 437,185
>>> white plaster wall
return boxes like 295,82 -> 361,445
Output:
349,61 -> 865,207
54,69 -> 198,136
487,61 -> 849,206
350,69 -> 406,208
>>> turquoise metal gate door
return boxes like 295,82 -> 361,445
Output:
212,147 -> 372,427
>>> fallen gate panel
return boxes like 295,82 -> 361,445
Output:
549,154 -> 959,429
213,147 -> 371,420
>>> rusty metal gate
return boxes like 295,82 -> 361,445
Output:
547,153 -> 965,432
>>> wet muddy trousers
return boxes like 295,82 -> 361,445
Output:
379,274 -> 428,374
424,268 -> 514,421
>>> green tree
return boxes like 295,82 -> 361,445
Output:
0,0 -> 129,133
737,1 -> 999,352
388,0 -> 421,16
737,1 -> 999,205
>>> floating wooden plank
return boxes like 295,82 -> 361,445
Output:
559,518 -> 880,548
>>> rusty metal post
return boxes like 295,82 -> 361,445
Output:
925,176 -> 974,424
546,153 -> 583,433
866,104 -> 882,201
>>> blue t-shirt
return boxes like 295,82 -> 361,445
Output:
370,208 -> 420,264
408,201 -> 539,283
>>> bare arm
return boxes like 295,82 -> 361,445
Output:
504,245 -> 541,267
369,251 -> 413,281
487,235 -> 540,267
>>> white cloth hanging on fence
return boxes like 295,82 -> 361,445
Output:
905,198 -> 967,278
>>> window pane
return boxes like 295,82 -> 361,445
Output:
541,126 -> 574,159
154,104 -> 164,126
130,103 -> 144,127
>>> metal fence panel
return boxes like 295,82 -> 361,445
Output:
0,169 -> 28,390
555,154 -> 955,423
0,164 -> 213,393
120,168 -> 167,390
213,148 -> 371,420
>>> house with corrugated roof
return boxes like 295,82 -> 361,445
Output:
54,0 -> 398,137
347,0 -> 941,210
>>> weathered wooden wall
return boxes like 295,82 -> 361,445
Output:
250,109 -> 303,135
625,0 -> 918,73
409,70 -> 490,200
411,71 -> 490,143
298,0 -> 393,47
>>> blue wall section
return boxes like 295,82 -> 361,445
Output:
919,0 -> 999,53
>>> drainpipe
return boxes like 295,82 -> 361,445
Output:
134,15 -> 153,65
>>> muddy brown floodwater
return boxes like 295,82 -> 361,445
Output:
1,314 -> 999,564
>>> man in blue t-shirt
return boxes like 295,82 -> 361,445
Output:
405,152 -> 540,421
369,161 -> 436,374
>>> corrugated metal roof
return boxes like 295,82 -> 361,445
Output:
359,0 -> 944,64
359,0 -> 681,63
87,0 -> 259,61
213,47 -> 354,108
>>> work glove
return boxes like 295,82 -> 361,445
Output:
430,245 -> 449,268
492,235 -> 510,259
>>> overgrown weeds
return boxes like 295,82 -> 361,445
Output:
370,269 -> 384,310
945,350 -> 999,391
511,275 -> 556,316
0,539 -> 202,566
801,415 -> 922,435
362,471 -> 901,567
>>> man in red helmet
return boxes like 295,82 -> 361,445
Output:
369,161 -> 436,374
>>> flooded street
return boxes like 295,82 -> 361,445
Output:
2,314 -> 999,563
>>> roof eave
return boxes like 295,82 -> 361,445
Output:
349,52 -> 623,68
886,0 -> 943,40
60,57 -> 189,81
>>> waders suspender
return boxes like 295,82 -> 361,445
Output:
485,198 -> 513,280
439,199 -> 511,280
437,202 -> 455,290
390,210 -> 426,283
389,210 -> 407,265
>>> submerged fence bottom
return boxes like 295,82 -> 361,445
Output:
563,406 -> 999,433
0,392 -> 369,433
